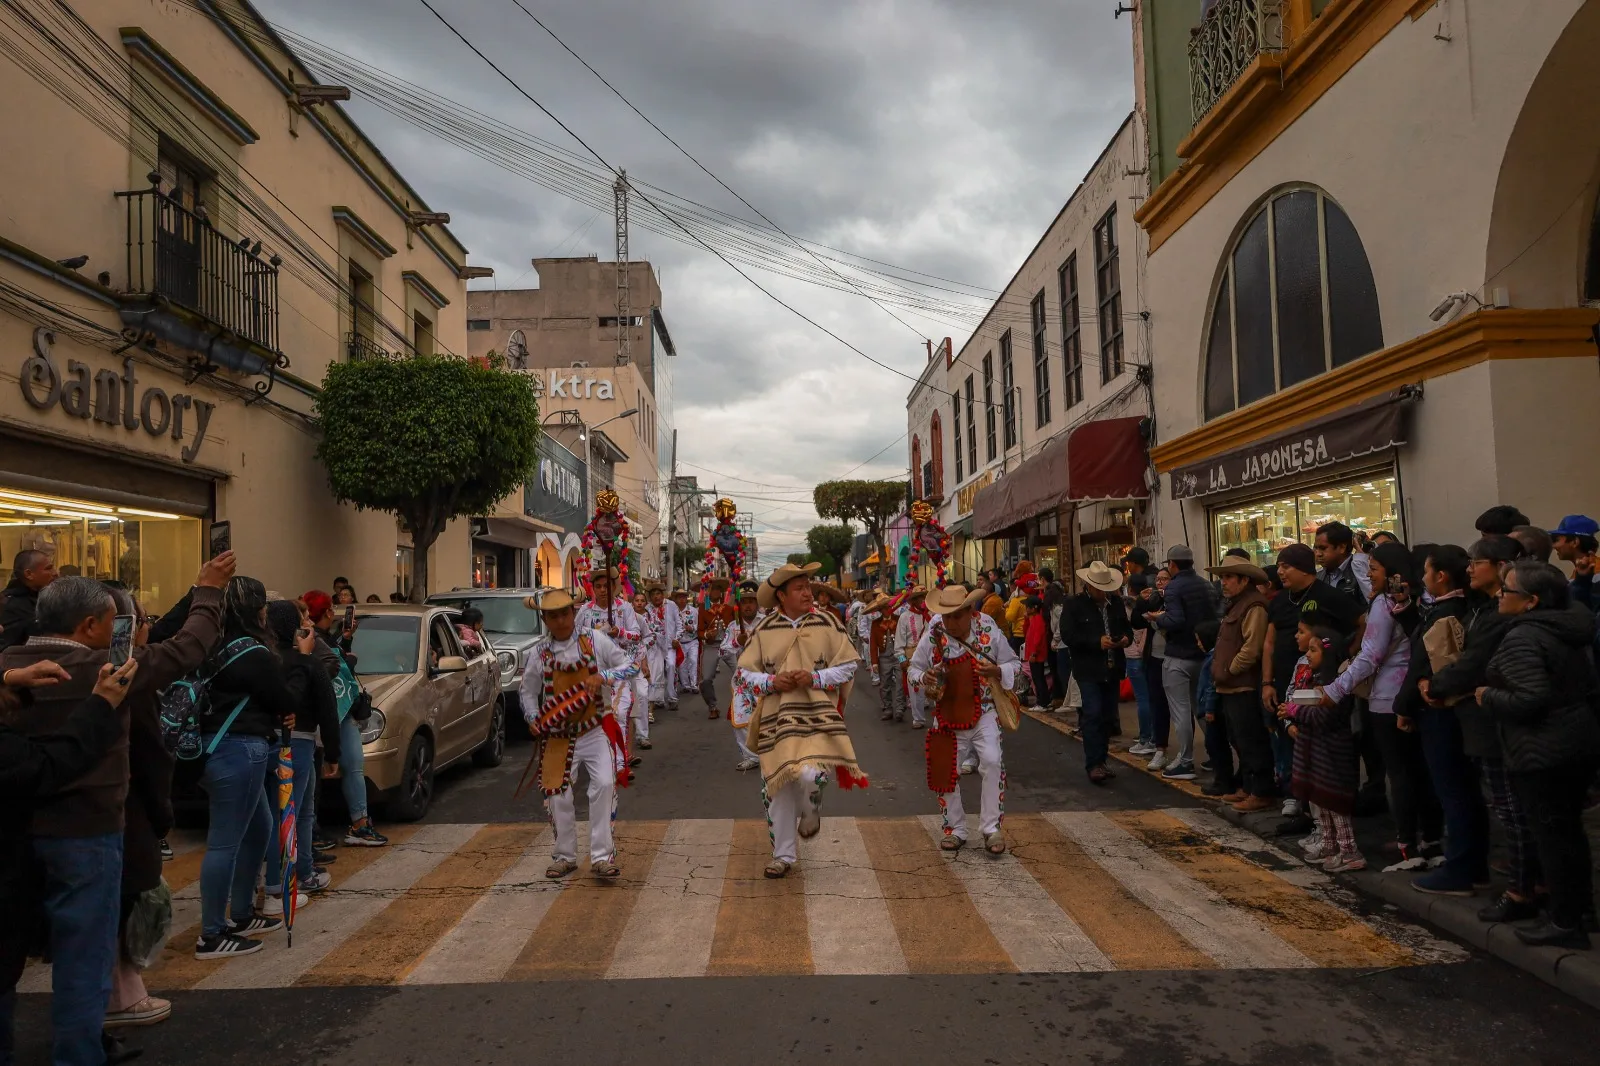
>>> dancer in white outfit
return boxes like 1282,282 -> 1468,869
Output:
720,585 -> 766,770
672,589 -> 698,696
575,569 -> 644,762
894,587 -> 932,728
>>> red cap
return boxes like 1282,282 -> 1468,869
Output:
302,589 -> 333,623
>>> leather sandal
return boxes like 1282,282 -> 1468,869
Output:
940,835 -> 966,851
985,832 -> 1007,855
763,859 -> 792,879
591,860 -> 621,879
545,859 -> 578,879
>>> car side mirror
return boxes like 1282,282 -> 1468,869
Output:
435,655 -> 469,673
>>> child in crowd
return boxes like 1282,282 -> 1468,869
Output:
457,606 -> 487,655
1279,622 -> 1364,872
1023,597 -> 1048,708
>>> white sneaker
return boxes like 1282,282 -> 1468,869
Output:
1299,830 -> 1323,852
262,891 -> 309,917
959,762 -> 977,775
1127,742 -> 1156,756
1146,751 -> 1168,772
1281,798 -> 1302,817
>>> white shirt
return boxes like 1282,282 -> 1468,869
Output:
575,598 -> 642,660
518,629 -> 637,724
677,604 -> 698,644
719,609 -> 766,660
907,613 -> 1020,709
894,607 -> 930,660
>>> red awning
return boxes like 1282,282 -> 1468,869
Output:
1066,416 -> 1149,501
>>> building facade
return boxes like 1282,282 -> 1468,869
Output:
914,114 -> 1159,589
0,0 -> 484,610
1134,0 -> 1600,567
467,257 -> 678,585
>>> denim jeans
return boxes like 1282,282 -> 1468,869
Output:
200,733 -> 273,936
26,832 -> 123,1066
339,714 -> 369,822
264,737 -> 318,889
1077,679 -> 1119,773
1145,657 -> 1170,748
1418,709 -> 1489,885
1126,658 -> 1153,744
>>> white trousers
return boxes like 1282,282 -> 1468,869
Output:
908,684 -> 929,727
665,645 -> 679,703
766,766 -> 824,864
734,725 -> 758,763
631,676 -> 650,739
546,728 -> 616,864
646,648 -> 667,704
678,642 -> 699,693
940,710 -> 1004,840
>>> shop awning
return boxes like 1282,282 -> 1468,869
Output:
1066,416 -> 1149,501
472,517 -> 547,549
1169,393 -> 1408,501
971,434 -> 1069,538
947,515 -> 973,539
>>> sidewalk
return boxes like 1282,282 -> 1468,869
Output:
1022,702 -> 1600,1010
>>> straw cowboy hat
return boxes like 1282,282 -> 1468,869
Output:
757,561 -> 822,609
644,580 -> 666,594
1205,556 -> 1270,585
926,584 -> 986,616
906,584 -> 928,599
864,593 -> 893,614
525,588 -> 576,612
1075,560 -> 1125,594
589,566 -> 620,582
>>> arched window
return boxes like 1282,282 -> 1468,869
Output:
910,435 -> 923,498
929,413 -> 945,499
1203,187 -> 1383,420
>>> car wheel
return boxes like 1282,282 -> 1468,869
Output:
388,733 -> 435,822
473,697 -> 506,768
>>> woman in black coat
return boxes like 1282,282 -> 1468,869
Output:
1477,560 -> 1600,949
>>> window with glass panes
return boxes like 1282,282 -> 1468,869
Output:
1031,292 -> 1050,428
1203,187 -> 1384,420
999,332 -> 1016,450
1210,473 -> 1402,571
952,392 -> 963,483
1059,255 -> 1083,409
964,375 -> 977,470
981,357 -> 996,461
1094,207 -> 1124,383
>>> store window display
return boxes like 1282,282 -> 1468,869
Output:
1212,474 -> 1400,568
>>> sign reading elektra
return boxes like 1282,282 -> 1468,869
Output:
525,369 -> 616,401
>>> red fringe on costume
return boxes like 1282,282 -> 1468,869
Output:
601,714 -> 632,789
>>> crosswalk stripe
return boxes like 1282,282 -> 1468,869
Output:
607,819 -> 732,979
706,819 -> 813,976
917,815 -> 1112,973
298,822 -> 533,986
1044,811 -> 1313,969
1109,810 -> 1415,969
1006,813 -> 1216,971
193,823 -> 480,990
856,816 -> 1014,975
145,823 -> 424,992
403,826 -> 561,985
802,817 -> 908,976
504,820 -> 670,981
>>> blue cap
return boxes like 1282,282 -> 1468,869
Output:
1550,515 -> 1599,538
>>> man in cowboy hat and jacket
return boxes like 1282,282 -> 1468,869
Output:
697,577 -> 735,719
1062,561 -> 1134,784
733,563 -> 865,878
1206,557 -> 1276,813
907,585 -> 1020,853
867,593 -> 904,721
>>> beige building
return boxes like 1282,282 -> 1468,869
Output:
0,0 -> 493,610
1133,0 -> 1600,566
468,257 -> 678,585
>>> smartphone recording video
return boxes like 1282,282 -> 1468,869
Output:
343,605 -> 355,631
110,614 -> 135,668
208,520 -> 232,560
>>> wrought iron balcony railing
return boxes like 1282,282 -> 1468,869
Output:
117,176 -> 281,354
346,331 -> 393,361
1189,0 -> 1286,122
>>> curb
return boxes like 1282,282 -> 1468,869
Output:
1019,705 -> 1600,1010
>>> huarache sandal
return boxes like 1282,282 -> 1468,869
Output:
764,860 -> 792,879
798,808 -> 822,840
985,833 -> 1007,855
545,859 -> 578,879
940,835 -> 966,851
591,860 -> 621,880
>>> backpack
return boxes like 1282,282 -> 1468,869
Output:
159,636 -> 266,761
329,651 -> 373,725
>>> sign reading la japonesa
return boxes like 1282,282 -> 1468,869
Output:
1169,397 -> 1407,502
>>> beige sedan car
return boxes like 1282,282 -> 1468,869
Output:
345,604 -> 501,821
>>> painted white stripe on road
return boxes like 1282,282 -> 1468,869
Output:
1045,811 -> 1312,970
1161,807 -> 1329,889
919,814 -> 1112,973
404,825 -> 564,985
606,819 -> 732,980
803,817 -> 908,976
196,822 -> 482,989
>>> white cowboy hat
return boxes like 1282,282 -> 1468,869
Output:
926,584 -> 985,616
757,561 -> 823,609
1075,560 -> 1125,594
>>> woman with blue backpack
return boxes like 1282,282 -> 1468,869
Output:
193,577 -> 298,960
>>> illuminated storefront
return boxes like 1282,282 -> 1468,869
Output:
1210,472 -> 1402,570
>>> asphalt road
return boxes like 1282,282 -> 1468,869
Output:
15,674 -> 1600,1065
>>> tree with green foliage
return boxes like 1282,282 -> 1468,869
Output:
806,523 -> 855,580
814,479 -> 907,590
316,355 -> 540,601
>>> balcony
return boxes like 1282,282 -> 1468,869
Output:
346,331 -> 396,361
118,176 -> 281,356
1189,0 -> 1286,122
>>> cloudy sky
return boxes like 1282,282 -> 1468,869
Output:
256,0 -> 1136,563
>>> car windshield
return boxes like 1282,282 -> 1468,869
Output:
349,614 -> 421,675
427,595 -> 542,636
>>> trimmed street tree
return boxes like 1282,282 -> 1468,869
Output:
814,479 -> 908,590
316,354 -> 539,601
806,523 -> 855,580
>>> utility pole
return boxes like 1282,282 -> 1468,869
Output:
614,170 -> 631,368
666,428 -> 678,589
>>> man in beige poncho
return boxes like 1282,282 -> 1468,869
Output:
733,562 -> 867,878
